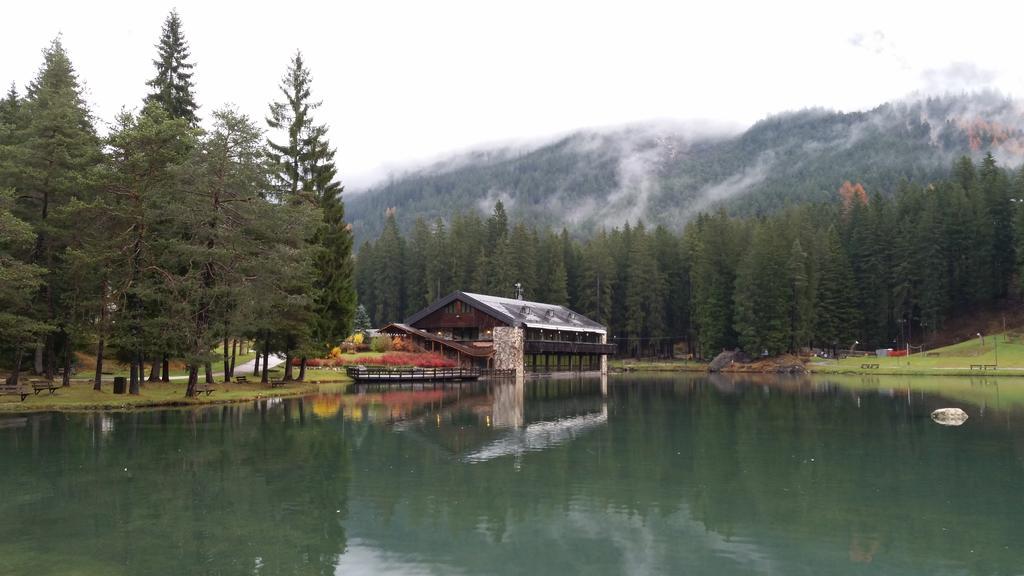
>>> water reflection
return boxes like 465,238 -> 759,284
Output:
2,373 -> 1024,576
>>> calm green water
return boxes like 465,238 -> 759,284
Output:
2,374 -> 1024,575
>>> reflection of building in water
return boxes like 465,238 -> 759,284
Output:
380,291 -> 615,374
389,376 -> 609,462
491,376 -> 524,428
461,404 -> 608,463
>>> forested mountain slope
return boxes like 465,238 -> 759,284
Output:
347,93 -> 1024,242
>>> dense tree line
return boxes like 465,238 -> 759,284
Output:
0,11 -> 356,395
357,154 -> 1024,358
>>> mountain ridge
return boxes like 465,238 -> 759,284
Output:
346,92 -> 1024,244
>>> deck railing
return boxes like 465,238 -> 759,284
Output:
523,341 -> 618,355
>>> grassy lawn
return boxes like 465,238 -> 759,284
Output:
0,380 -> 321,413
822,373 -> 1024,411
0,363 -> 354,413
810,333 -> 1024,376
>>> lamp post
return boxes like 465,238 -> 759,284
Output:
978,332 -> 984,348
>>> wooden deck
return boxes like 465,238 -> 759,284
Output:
345,366 -> 517,383
346,366 -> 482,383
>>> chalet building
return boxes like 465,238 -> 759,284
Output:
380,291 -> 615,373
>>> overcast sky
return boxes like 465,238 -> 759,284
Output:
4,0 -> 1023,189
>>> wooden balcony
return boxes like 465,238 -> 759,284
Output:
524,340 -> 617,355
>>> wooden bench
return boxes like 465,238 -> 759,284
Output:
270,380 -> 286,388
860,363 -> 880,369
0,385 -> 30,401
970,364 -> 998,370
234,376 -> 248,384
29,379 -> 60,395
195,384 -> 216,396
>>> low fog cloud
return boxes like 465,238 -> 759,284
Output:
921,62 -> 1000,95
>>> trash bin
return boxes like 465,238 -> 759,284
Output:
113,376 -> 127,394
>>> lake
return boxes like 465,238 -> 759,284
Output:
2,373 -> 1023,575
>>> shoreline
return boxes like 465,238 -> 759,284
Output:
0,376 -> 350,414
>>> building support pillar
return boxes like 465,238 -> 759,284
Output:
493,327 -> 525,377
600,333 -> 608,375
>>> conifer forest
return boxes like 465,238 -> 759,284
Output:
0,11 -> 356,395
4,10 -> 1024,397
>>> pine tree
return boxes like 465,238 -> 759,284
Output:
311,185 -> 357,351
623,225 -> 666,356
424,219 -> 451,303
535,232 -> 568,305
786,237 -> 814,350
690,213 -> 740,357
0,189 -> 49,384
353,304 -> 372,333
577,231 -> 614,326
507,223 -> 538,298
375,211 -> 406,322
978,152 -> 1014,297
354,240 -> 379,324
486,201 -> 508,250
733,223 -> 791,356
101,104 -> 195,393
145,10 -> 199,125
156,109 -> 269,394
814,226 -> 859,353
404,218 -> 431,313
267,51 -> 319,204
267,50 -> 356,369
16,38 -> 102,379
1014,167 -> 1024,296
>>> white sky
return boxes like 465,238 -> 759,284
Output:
4,0 -> 1024,189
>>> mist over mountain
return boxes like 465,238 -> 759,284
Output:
346,93 -> 1024,243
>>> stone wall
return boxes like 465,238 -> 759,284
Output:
600,333 -> 608,374
493,326 -> 524,375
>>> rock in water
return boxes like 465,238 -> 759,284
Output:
931,408 -> 968,426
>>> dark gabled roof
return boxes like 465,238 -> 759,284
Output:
404,291 -> 606,334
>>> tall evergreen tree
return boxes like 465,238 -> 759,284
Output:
786,237 -> 814,350
733,223 -> 792,356
267,51 -> 320,204
424,219 -> 451,303
374,211 -> 406,323
690,213 -> 740,357
15,38 -> 102,378
267,50 -> 356,370
814,226 -> 859,353
623,224 -> 666,356
145,10 -> 199,125
101,104 -> 195,393
0,189 -> 49,385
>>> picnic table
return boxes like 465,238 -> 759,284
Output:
234,375 -> 248,384
0,384 -> 30,401
29,379 -> 60,395
860,363 -> 880,369
270,379 -> 286,388
195,384 -> 216,396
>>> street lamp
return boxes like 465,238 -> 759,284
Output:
978,332 -> 984,347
